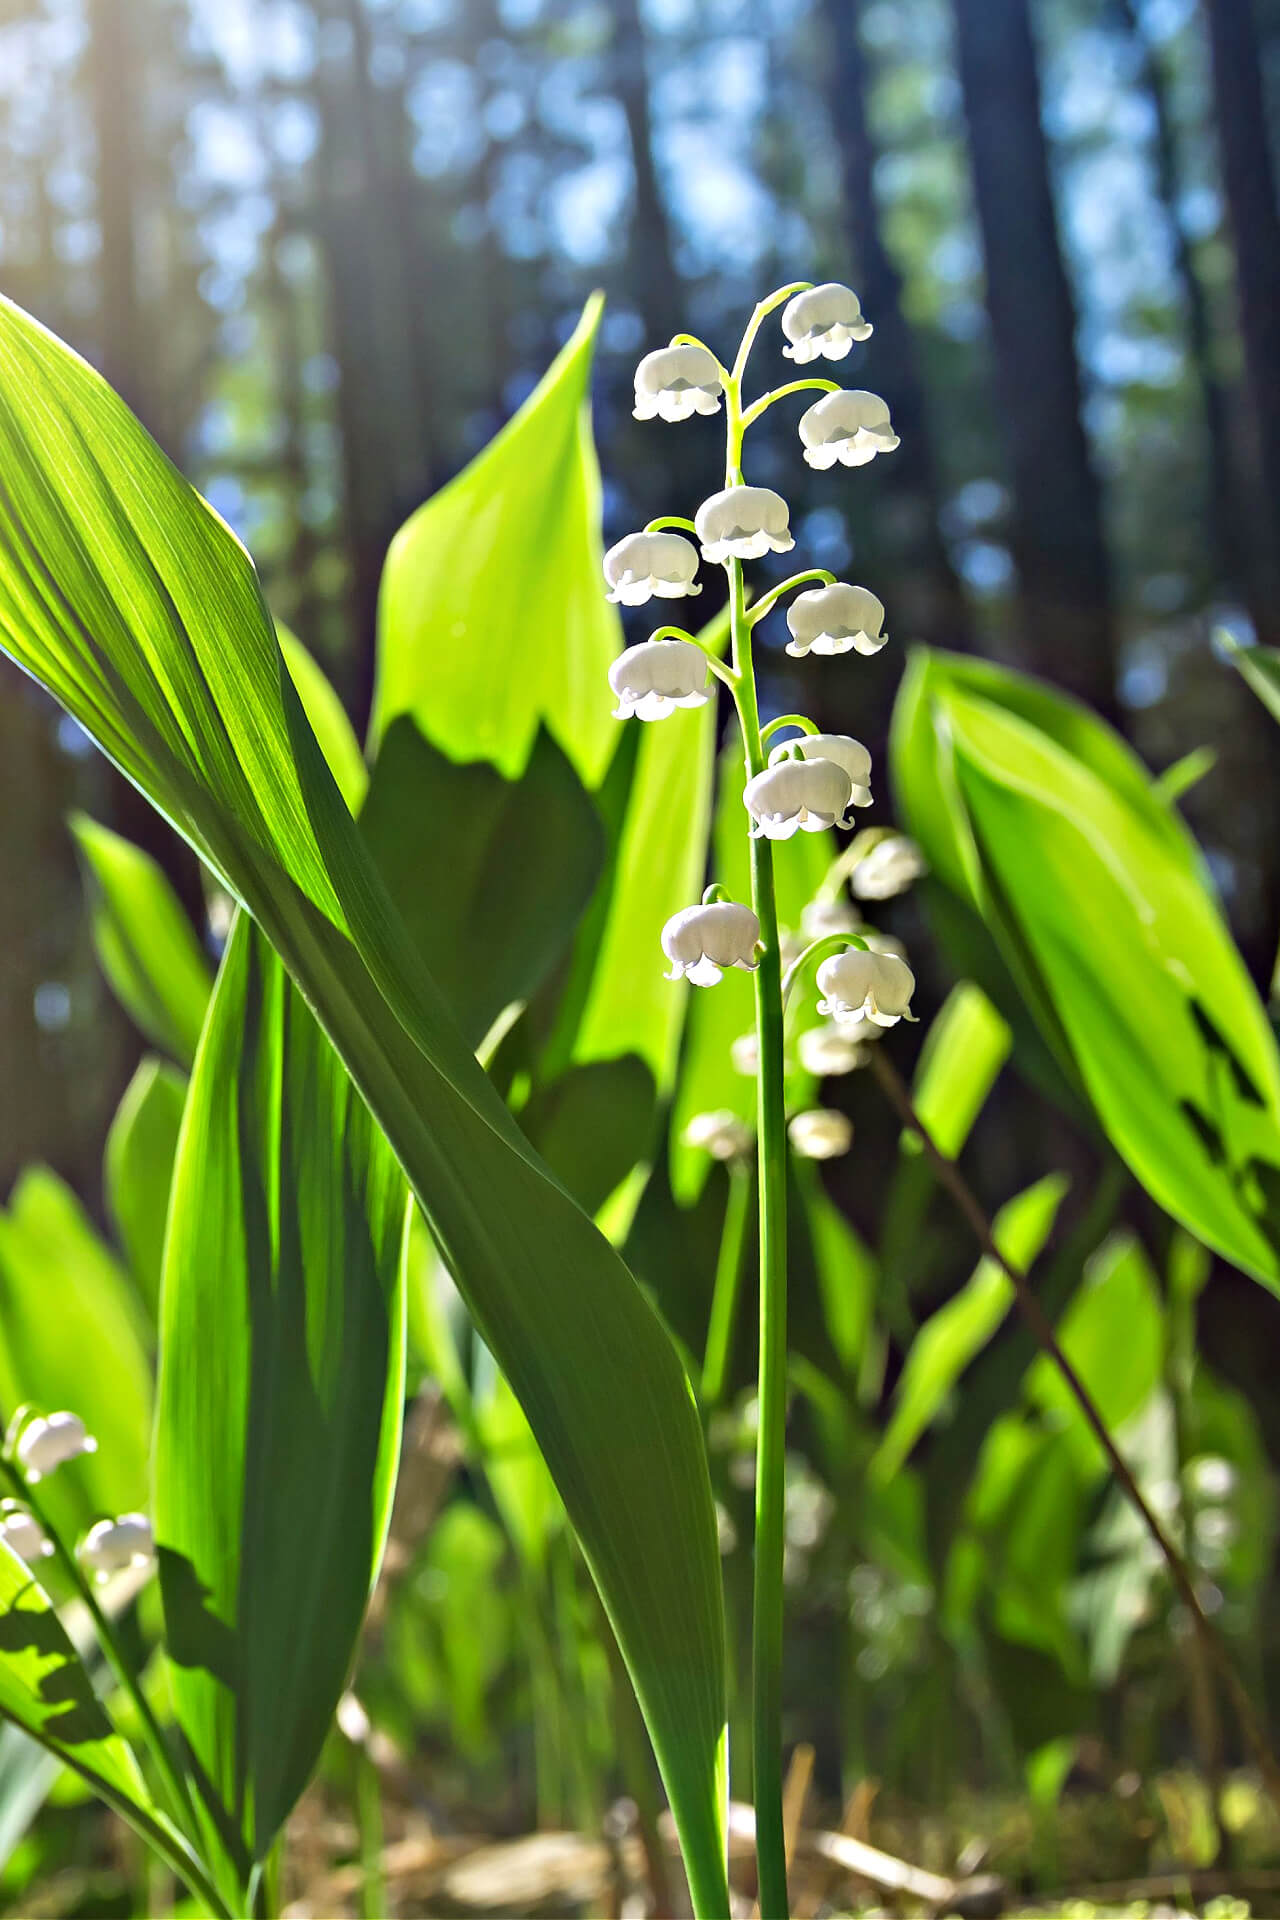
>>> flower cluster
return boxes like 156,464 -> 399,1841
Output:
2,1407 -> 155,1582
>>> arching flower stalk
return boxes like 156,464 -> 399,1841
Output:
601,288 -> 912,1920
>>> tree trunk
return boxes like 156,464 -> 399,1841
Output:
951,0 -> 1119,720
611,0 -> 683,350
1203,0 -> 1280,624
817,0 -> 972,651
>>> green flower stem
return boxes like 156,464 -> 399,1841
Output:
739,378 -> 839,433
759,713 -> 821,747
643,514 -> 698,534
731,283 -> 810,391
648,625 -> 740,689
701,1165 -> 753,1407
748,571 -> 836,627
0,1457 -> 202,1852
779,932 -> 868,1008
668,334 -> 729,381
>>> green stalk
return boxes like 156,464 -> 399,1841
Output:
701,1165 -> 752,1407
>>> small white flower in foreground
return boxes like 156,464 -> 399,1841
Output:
684,1110 -> 754,1161
603,531 -> 702,605
816,948 -> 917,1028
799,390 -> 900,469
695,486 -> 795,562
15,1412 -> 97,1483
0,1503 -> 52,1563
798,1023 -> 868,1077
79,1513 -> 154,1579
662,900 -> 761,986
731,1031 -> 760,1076
851,834 -> 926,900
786,584 -> 888,659
801,897 -> 862,941
863,929 -> 908,962
609,640 -> 711,720
789,1109 -> 854,1159
783,733 -> 873,808
744,757 -> 855,838
633,344 -> 723,421
781,283 -> 873,363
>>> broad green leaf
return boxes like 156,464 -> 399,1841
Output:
911,983 -> 1011,1158
105,1056 -> 187,1316
669,742 -> 832,1204
874,1174 -> 1068,1481
1026,1232 -> 1163,1476
0,1541 -> 155,1831
795,1160 -> 877,1377
0,297 -> 728,1911
1220,630 -> 1280,730
154,915 -> 407,1882
70,814 -> 212,1068
372,296 -> 619,786
895,649 -> 1280,1290
360,719 -> 604,1048
278,626 -> 367,813
0,1170 -> 151,1539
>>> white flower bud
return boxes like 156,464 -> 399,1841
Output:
799,390 -> 900,470
744,757 -> 855,839
786,584 -> 887,659
695,486 -> 795,562
781,283 -> 873,363
798,1024 -> 868,1077
662,900 -> 761,986
684,1110 -> 754,1161
801,897 -> 862,940
0,1503 -> 52,1564
851,835 -> 926,900
781,733 -> 873,808
1189,1457 -> 1236,1502
15,1411 -> 97,1483
788,1108 -> 854,1159
816,948 -> 917,1028
633,344 -> 723,421
603,531 -> 702,605
608,639 -> 711,720
731,1031 -> 760,1076
79,1513 -> 154,1579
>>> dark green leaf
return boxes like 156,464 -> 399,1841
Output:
104,1056 -> 187,1317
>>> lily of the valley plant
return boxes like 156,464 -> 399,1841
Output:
604,279 -> 917,1918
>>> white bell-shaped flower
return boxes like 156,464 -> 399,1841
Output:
781,283 -> 873,363
799,390 -> 900,469
781,733 -> 873,808
79,1513 -> 154,1579
801,897 -> 862,940
744,756 -> 855,838
786,584 -> 888,659
863,929 -> 908,961
788,1109 -> 854,1159
731,1031 -> 759,1076
15,1411 -> 97,1483
609,640 -> 711,721
0,1503 -> 52,1564
797,1023 -> 868,1077
816,948 -> 917,1027
695,486 -> 795,562
603,531 -> 702,605
662,900 -> 761,986
684,1110 -> 754,1161
633,344 -> 723,421
851,834 -> 926,900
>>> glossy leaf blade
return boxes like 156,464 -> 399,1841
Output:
0,295 -> 729,1913
154,914 -> 407,1872
105,1056 -> 187,1316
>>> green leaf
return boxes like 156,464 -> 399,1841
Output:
372,296 -> 619,786
0,296 -> 728,1911
154,915 -> 407,1880
105,1056 -> 187,1317
874,1174 -> 1068,1481
360,719 -> 604,1048
911,983 -> 1011,1159
0,1171 -> 151,1540
1220,630 -> 1280,731
896,649 -> 1280,1290
278,627 -> 367,813
70,814 -> 212,1068
795,1161 -> 877,1378
1026,1233 -> 1164,1475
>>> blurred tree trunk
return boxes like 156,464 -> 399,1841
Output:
612,0 -> 683,348
1203,0 -> 1280,625
817,0 -> 972,651
951,0 -> 1119,722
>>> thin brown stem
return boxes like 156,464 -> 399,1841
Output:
869,1044 -> 1280,1811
